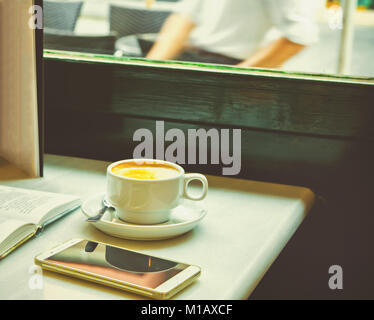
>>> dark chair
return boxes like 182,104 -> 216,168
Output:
137,33 -> 158,56
44,0 -> 83,31
109,3 -> 173,38
44,28 -> 118,55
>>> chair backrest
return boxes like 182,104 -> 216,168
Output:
44,28 -> 118,55
109,4 -> 172,37
44,0 -> 83,31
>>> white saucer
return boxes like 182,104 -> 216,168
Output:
81,193 -> 207,241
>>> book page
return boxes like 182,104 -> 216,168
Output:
0,0 -> 40,177
0,186 -> 78,226
0,217 -> 36,258
0,219 -> 32,244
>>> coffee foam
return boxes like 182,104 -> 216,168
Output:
111,161 -> 180,180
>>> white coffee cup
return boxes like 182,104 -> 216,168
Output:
106,159 -> 208,224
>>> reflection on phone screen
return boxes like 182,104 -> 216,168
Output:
46,240 -> 188,289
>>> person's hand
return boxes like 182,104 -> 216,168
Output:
236,37 -> 306,69
146,14 -> 195,61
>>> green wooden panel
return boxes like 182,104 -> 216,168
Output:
44,52 -> 374,140
44,50 -> 374,195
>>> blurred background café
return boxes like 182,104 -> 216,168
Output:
44,0 -> 374,77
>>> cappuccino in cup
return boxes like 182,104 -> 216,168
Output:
111,161 -> 180,180
107,159 -> 208,224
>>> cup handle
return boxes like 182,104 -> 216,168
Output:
183,173 -> 208,201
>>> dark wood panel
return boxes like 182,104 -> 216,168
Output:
44,57 -> 374,140
44,110 -> 374,196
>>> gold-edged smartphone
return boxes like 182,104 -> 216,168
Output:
35,239 -> 201,299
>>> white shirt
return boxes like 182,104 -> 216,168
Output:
174,0 -> 320,60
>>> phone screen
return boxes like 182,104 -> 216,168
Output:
46,240 -> 189,289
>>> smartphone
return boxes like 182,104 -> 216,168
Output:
35,239 -> 201,299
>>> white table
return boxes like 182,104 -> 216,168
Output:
0,155 -> 314,300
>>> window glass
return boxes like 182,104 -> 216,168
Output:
44,0 -> 374,78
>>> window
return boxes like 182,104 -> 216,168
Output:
43,0 -> 374,78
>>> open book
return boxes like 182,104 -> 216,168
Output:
0,0 -> 43,177
0,185 -> 80,259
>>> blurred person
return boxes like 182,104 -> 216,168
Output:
146,0 -> 321,67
